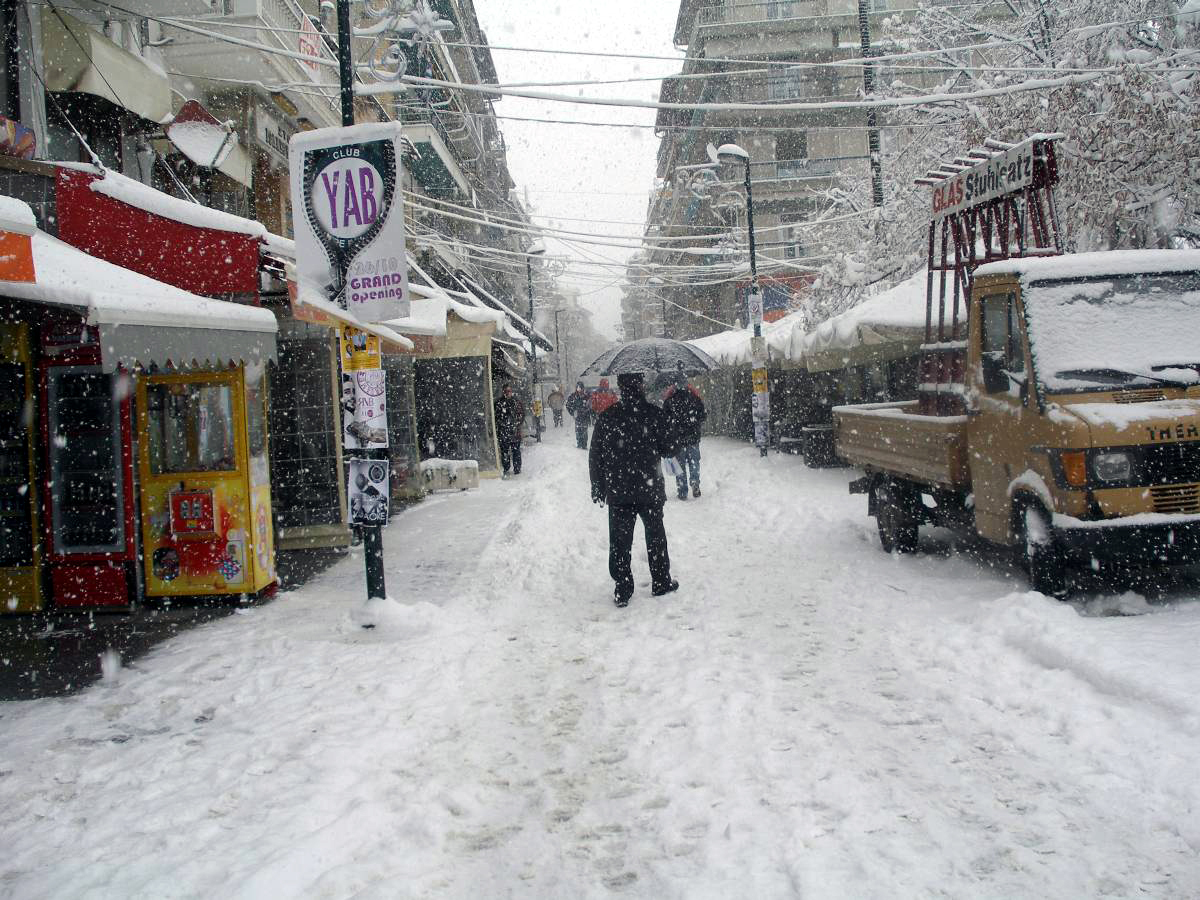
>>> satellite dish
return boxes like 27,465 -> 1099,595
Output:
706,142 -> 720,165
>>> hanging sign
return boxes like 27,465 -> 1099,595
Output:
341,368 -> 389,450
348,458 -> 390,526
290,123 -> 410,323
931,142 -> 1040,219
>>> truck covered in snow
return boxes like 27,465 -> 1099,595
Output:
835,136 -> 1200,594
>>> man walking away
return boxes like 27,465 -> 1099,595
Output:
589,372 -> 680,607
494,383 -> 523,476
590,377 -> 617,416
663,372 -> 707,499
547,385 -> 565,428
566,381 -> 592,449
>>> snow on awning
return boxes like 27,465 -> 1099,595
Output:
165,100 -> 253,189
41,9 -> 172,124
292,279 -> 414,352
0,223 -> 276,373
456,274 -> 554,352
491,338 -> 527,377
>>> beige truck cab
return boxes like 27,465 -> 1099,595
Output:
836,249 -> 1200,594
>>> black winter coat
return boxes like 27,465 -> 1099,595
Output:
589,396 -> 679,507
494,394 -> 523,443
663,386 -> 707,446
565,389 -> 592,426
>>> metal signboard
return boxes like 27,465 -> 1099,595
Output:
290,123 -> 410,323
931,142 -> 1038,219
348,458 -> 390,526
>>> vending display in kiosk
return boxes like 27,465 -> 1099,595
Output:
0,323 -> 42,613
137,366 -> 276,597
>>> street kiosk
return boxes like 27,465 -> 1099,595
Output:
137,364 -> 276,598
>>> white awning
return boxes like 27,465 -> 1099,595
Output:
42,10 -> 173,124
293,281 -> 415,353
1,227 -> 276,373
165,100 -> 254,189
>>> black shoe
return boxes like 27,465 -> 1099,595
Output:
651,579 -> 679,597
614,591 -> 631,608
677,493 -> 688,501
693,486 -> 701,498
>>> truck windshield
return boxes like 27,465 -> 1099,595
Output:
1023,272 -> 1200,393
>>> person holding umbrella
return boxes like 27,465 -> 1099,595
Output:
589,371 -> 680,608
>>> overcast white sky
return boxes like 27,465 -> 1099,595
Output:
473,1 -> 684,338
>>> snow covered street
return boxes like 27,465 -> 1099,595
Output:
4,426 -> 1200,898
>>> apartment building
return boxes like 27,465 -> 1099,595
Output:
638,0 -> 898,339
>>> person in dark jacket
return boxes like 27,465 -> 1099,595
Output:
565,381 -> 592,449
493,383 -> 523,476
589,372 -> 680,607
662,373 -> 708,499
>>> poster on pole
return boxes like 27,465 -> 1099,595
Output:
290,123 -> 410,323
341,368 -> 389,450
348,458 -> 390,526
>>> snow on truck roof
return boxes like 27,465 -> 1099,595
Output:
974,249 -> 1200,281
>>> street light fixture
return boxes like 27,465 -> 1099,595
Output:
718,142 -> 769,457
526,240 -> 545,442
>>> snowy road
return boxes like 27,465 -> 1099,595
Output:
3,427 -> 1200,898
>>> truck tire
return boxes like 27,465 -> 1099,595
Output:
1019,504 -> 1067,598
874,480 -> 919,554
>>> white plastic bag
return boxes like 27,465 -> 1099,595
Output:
663,456 -> 684,478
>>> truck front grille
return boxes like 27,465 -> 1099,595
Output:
1151,484 -> 1200,514
1141,441 -> 1200,485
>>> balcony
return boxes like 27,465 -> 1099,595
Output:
404,118 -> 470,199
159,0 -> 341,129
748,156 -> 868,196
403,100 -> 486,169
728,67 -> 866,105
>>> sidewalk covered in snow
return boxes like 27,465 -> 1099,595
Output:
3,428 -> 1199,897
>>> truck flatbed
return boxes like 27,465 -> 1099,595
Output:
833,401 -> 970,489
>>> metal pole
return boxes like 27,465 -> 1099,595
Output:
744,156 -> 768,457
661,292 -> 668,338
553,309 -> 563,386
337,0 -> 354,127
337,0 -> 386,600
526,256 -> 540,442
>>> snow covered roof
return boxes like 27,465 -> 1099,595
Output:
292,279 -> 414,351
456,274 -> 554,352
60,163 -> 270,238
789,270 -> 928,372
686,309 -> 807,368
1,216 -> 277,372
974,249 -> 1200,281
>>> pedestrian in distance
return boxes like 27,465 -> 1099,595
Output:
494,383 -> 524,476
589,372 -> 680,608
547,384 -> 566,428
662,370 -> 707,500
565,380 -> 592,449
590,377 -> 618,416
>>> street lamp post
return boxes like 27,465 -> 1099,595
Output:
552,307 -> 566,386
526,241 -> 545,441
718,143 -> 768,457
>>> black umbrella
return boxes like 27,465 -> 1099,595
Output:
579,338 -> 719,378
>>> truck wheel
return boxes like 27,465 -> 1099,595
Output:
875,481 -> 918,554
1019,505 -> 1067,598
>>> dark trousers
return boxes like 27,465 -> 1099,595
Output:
575,421 -> 589,449
552,409 -> 563,427
608,501 -> 671,598
500,439 -> 522,474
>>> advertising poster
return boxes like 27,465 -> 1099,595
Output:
290,123 -> 410,323
348,458 -> 390,526
341,368 -> 389,450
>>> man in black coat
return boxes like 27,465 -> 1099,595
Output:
565,381 -> 592,449
588,372 -> 680,607
662,373 -> 707,499
493,383 -> 523,476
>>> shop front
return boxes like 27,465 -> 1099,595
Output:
0,203 -> 277,612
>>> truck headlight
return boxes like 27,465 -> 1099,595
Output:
1092,451 -> 1133,483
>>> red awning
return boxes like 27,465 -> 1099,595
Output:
55,166 -> 262,297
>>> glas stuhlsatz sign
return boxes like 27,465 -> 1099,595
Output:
289,123 -> 410,323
